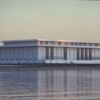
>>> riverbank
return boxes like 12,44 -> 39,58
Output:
0,64 -> 100,70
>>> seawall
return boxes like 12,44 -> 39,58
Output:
0,64 -> 100,70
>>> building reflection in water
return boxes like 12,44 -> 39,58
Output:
76,70 -> 93,100
37,69 -> 99,100
0,68 -> 100,100
38,70 -> 68,100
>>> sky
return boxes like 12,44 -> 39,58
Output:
0,0 -> 100,42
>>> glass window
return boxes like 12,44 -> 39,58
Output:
83,43 -> 86,46
45,41 -> 48,44
40,41 -> 44,44
71,42 -> 74,45
95,43 -> 98,46
58,42 -> 61,45
74,43 -> 78,46
64,42 -> 68,45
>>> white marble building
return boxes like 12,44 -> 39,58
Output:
0,39 -> 100,64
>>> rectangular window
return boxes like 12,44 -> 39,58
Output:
64,42 -> 68,45
85,48 -> 88,60
76,48 -> 78,60
74,43 -> 78,46
45,41 -> 48,45
63,48 -> 67,60
77,48 -> 79,60
89,48 -> 92,60
58,42 -> 61,45
46,47 -> 49,60
50,47 -> 54,60
40,41 -> 44,44
71,42 -> 74,45
81,48 -> 84,60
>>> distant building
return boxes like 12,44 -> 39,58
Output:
0,39 -> 100,64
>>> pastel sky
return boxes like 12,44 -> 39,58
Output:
0,0 -> 100,42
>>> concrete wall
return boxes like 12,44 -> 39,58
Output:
91,48 -> 100,60
45,47 -> 100,64
0,46 -> 38,64
0,45 -> 100,64
38,47 -> 46,63
4,41 -> 37,46
56,47 -> 63,60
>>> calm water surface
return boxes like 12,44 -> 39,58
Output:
0,66 -> 100,100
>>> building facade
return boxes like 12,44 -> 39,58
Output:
0,39 -> 100,64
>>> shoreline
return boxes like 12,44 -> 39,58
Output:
0,64 -> 99,70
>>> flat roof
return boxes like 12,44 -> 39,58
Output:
2,39 -> 38,43
1,39 -> 100,44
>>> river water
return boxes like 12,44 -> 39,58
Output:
0,66 -> 100,100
